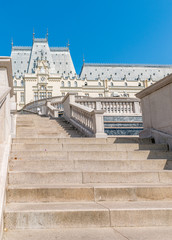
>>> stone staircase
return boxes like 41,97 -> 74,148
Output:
3,114 -> 172,240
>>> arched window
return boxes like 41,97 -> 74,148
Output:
68,81 -> 71,87
61,81 -> 64,87
85,82 -> 87,86
74,81 -> 77,87
98,82 -> 101,86
21,80 -> 24,87
14,80 -> 17,87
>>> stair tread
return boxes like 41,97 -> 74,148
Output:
8,183 -> 172,189
3,228 -> 128,240
4,227 -> 172,240
6,201 -> 172,212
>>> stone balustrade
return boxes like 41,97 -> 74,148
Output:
136,74 -> 172,149
0,57 -> 16,240
76,97 -> 141,115
62,93 -> 107,138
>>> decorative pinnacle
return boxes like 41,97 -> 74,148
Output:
33,28 -> 35,41
46,28 -> 48,40
83,54 -> 85,63
11,38 -> 13,48
67,40 -> 70,48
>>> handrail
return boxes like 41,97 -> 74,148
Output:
63,93 -> 107,138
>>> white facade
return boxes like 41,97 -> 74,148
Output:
11,37 -> 172,110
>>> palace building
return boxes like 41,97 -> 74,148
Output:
11,34 -> 172,110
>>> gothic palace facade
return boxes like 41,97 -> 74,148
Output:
11,36 -> 172,110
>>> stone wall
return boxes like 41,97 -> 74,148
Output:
136,74 -> 172,149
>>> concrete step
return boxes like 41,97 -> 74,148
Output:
9,159 -> 167,171
10,150 -> 172,160
11,143 -> 168,151
12,138 -> 108,144
8,170 -> 172,185
5,202 -> 109,229
5,201 -> 172,229
3,228 -> 127,240
12,137 -> 154,145
7,184 -> 172,203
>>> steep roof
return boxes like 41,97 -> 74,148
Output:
11,38 -> 76,78
79,63 -> 172,81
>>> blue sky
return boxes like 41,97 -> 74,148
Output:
1,0 -> 172,73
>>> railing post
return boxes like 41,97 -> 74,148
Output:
134,100 -> 141,114
95,101 -> 102,110
62,93 -> 76,120
93,110 -> 107,138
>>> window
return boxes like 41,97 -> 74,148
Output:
102,73 -> 104,75
141,73 -> 143,76
111,82 -> 113,87
98,82 -> 101,86
60,62 -> 61,65
125,82 -> 127,86
48,92 -> 52,98
90,72 -> 92,75
20,92 -> 24,102
128,73 -> 130,75
74,81 -> 77,87
21,61 -> 23,64
66,62 -> 68,65
61,81 -> 64,87
41,85 -> 46,90
138,82 -> 141,86
68,81 -> 71,87
39,92 -> 46,99
85,93 -> 89,97
34,92 -> 38,101
99,94 -> 103,97
153,73 -> 155,76
62,93 -> 65,96
57,71 -> 59,73
115,73 -> 117,75
21,80 -> 24,86
14,80 -> 17,87
84,82 -> 88,86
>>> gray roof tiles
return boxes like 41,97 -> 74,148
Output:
11,38 -> 76,78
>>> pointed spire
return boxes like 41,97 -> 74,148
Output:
66,40 -> 70,48
33,28 -> 35,41
46,28 -> 48,40
83,54 -> 85,64
11,38 -> 13,48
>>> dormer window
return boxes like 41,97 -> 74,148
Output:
85,82 -> 88,86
